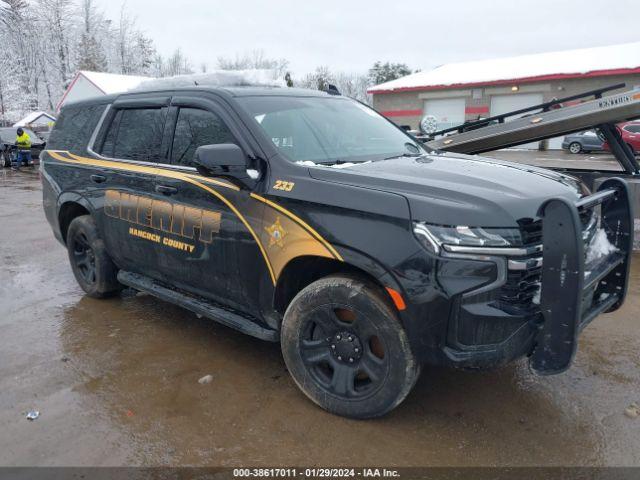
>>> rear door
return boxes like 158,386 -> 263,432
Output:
92,95 -> 172,277
582,130 -> 603,150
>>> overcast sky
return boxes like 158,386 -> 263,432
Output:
100,0 -> 638,77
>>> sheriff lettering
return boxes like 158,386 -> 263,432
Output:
104,189 -> 222,244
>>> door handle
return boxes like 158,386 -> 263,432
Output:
155,184 -> 178,195
90,174 -> 107,184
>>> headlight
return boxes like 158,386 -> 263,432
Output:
413,222 -> 521,254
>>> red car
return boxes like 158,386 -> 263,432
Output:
603,122 -> 640,155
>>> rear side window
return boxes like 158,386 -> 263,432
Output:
47,105 -> 106,153
624,124 -> 640,133
171,108 -> 236,165
99,108 -> 167,162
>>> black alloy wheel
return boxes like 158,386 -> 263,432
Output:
299,304 -> 389,399
72,231 -> 97,285
281,275 -> 420,419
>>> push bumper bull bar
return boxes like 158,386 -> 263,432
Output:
530,177 -> 634,375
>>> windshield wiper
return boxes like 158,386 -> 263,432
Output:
383,152 -> 424,161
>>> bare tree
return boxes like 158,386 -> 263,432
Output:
217,49 -> 289,77
0,0 -> 200,120
37,0 -> 74,83
76,0 -> 107,71
298,66 -> 371,104
163,48 -> 193,77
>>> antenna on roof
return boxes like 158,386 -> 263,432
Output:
324,84 -> 341,96
194,80 -> 199,86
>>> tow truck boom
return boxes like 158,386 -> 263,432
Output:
424,84 -> 640,175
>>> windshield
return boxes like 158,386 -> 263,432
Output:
238,96 -> 426,164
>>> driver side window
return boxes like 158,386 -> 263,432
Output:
171,108 -> 236,166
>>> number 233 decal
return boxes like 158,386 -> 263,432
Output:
273,180 -> 295,191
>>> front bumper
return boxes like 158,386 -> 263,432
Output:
530,177 -> 633,374
421,178 -> 633,373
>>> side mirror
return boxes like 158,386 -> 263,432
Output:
192,144 -> 258,188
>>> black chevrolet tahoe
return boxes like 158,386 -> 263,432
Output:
42,85 -> 633,418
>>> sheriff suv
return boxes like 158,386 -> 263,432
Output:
42,85 -> 633,418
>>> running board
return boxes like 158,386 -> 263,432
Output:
117,271 -> 279,342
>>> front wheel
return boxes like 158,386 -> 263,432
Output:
66,215 -> 122,298
568,142 -> 582,154
1,151 -> 10,168
281,275 -> 420,419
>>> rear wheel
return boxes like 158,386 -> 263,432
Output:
1,151 -> 10,168
66,215 -> 121,298
281,275 -> 420,419
568,142 -> 582,154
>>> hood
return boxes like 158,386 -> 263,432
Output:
307,152 -> 584,227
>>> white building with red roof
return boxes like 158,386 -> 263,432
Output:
56,71 -> 151,112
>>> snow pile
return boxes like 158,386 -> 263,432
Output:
80,71 -> 150,94
369,42 -> 640,93
13,111 -> 56,127
295,160 -> 371,169
133,69 -> 285,91
585,229 -> 618,265
531,282 -> 542,306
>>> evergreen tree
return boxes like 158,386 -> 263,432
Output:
368,61 -> 412,85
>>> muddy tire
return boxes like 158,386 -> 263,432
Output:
66,215 -> 121,298
1,151 -> 10,168
281,275 -> 420,419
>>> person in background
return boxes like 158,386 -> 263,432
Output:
13,128 -> 32,169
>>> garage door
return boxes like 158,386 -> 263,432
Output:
424,98 -> 465,132
491,93 -> 543,150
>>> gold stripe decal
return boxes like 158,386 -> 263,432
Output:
250,193 -> 343,262
45,150 -> 343,284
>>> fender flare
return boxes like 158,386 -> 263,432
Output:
56,191 -> 96,216
274,245 -> 408,315
56,191 -> 97,241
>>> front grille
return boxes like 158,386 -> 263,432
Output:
518,208 -> 594,247
518,219 -> 542,247
498,207 -> 595,315
496,257 -> 542,315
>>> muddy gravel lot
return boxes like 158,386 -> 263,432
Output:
1,167 -> 640,467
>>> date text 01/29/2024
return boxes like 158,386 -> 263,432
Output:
233,467 -> 400,478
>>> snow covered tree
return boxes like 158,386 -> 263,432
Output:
368,61 -> 412,85
76,0 -> 107,72
2,0 -> 41,111
217,49 -> 289,76
37,0 -> 74,84
297,66 -> 371,104
299,66 -> 332,91
0,0 -> 198,119
164,48 -> 193,77
217,49 -> 290,85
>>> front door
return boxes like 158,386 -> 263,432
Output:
148,97 -> 263,315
